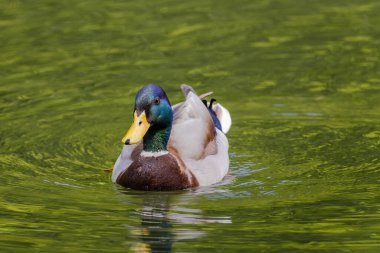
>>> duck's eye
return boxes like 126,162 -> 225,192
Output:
154,97 -> 160,105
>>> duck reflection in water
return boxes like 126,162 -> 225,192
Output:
131,193 -> 175,253
126,192 -> 231,253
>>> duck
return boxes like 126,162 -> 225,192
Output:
112,84 -> 231,190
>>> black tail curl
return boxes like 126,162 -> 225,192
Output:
202,98 -> 222,131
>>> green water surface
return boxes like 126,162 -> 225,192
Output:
1,0 -> 380,252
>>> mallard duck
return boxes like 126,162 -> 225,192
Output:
112,84 -> 231,190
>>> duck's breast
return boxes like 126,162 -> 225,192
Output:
116,154 -> 196,190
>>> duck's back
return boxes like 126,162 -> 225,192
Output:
168,85 -> 230,186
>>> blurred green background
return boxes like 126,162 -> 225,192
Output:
1,0 -> 379,252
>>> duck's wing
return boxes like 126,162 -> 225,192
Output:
183,128 -> 229,186
169,84 -> 229,186
173,85 -> 231,134
112,143 -> 142,182
169,85 -> 217,160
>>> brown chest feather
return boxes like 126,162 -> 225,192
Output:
116,154 -> 194,190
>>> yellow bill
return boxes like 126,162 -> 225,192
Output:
121,111 -> 150,145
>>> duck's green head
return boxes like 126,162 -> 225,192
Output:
122,84 -> 173,152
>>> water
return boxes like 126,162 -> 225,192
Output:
1,0 -> 380,252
